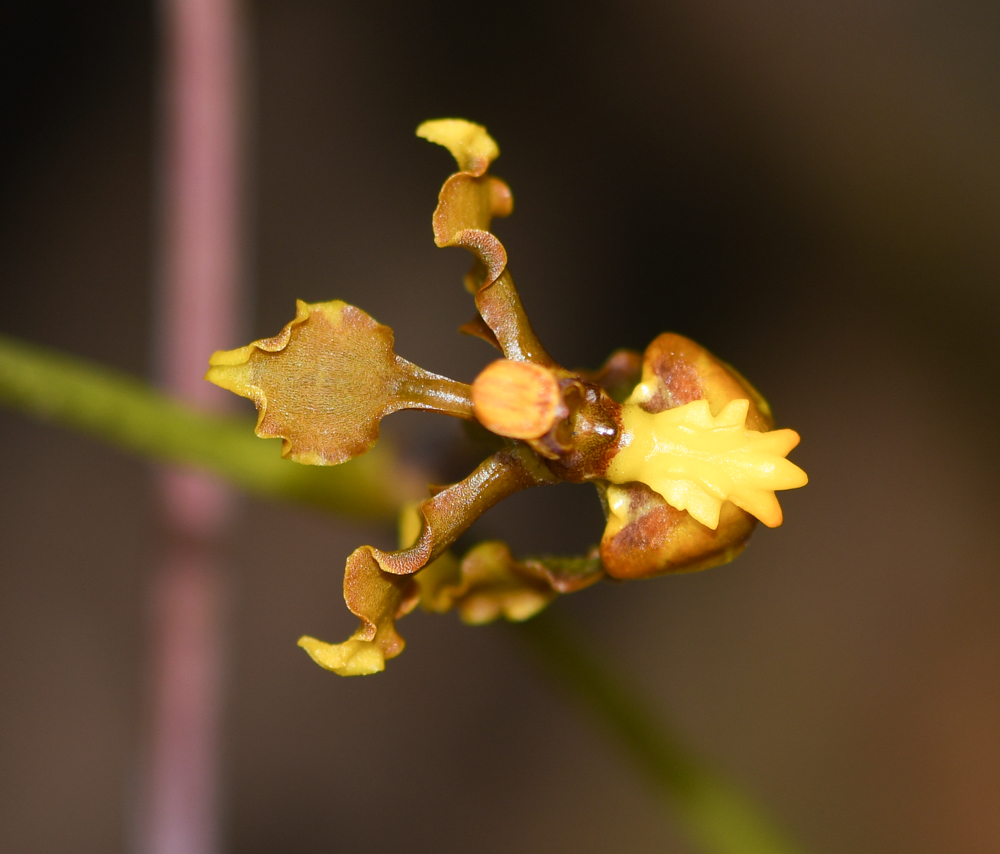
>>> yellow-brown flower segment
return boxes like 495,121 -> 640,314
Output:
206,119 -> 808,676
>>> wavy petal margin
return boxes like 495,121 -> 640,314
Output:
418,541 -> 604,625
418,119 -> 552,365
297,445 -> 557,675
206,300 -> 401,465
207,299 -> 474,466
417,118 -> 512,251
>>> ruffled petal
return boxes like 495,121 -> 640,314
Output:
417,118 -> 512,252
417,540 -> 604,624
206,299 -> 472,466
298,445 -> 558,674
419,120 -> 552,365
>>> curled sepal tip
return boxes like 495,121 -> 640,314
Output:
418,119 -> 512,253
206,299 -> 473,466
416,119 -> 499,176
298,551 -> 419,676
418,119 -> 551,365
297,635 -> 385,677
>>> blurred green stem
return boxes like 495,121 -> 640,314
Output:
0,334 -> 411,519
518,612 -> 804,854
0,332 -> 804,854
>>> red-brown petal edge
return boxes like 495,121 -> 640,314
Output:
206,299 -> 472,465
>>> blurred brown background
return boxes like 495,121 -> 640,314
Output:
2,1 -> 999,852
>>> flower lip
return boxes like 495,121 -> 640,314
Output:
607,396 -> 807,530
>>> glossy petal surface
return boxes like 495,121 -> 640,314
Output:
609,398 -> 808,529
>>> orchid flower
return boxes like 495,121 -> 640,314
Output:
206,120 -> 807,676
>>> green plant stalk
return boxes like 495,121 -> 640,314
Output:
0,334 -> 410,519
0,332 -> 805,854
517,612 -> 804,854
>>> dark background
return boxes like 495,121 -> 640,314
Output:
2,1 -> 999,852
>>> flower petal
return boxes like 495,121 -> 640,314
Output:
599,481 -> 756,579
417,119 -> 512,252
417,540 -> 604,624
416,119 -> 499,176
207,299 -> 472,466
627,333 -> 774,430
299,445 -> 558,675
418,120 -> 552,365
298,561 -> 417,677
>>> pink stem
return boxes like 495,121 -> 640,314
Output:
141,0 -> 244,852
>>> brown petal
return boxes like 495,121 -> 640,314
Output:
418,120 -> 553,366
417,119 -> 512,250
417,541 -> 604,624
598,481 -> 756,580
206,300 -> 472,466
300,445 -> 558,675
633,333 -> 774,430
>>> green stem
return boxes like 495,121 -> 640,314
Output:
516,611 -> 805,854
0,334 -> 414,519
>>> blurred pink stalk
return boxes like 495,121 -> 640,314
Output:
141,0 -> 245,852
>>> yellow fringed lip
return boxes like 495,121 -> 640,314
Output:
607,397 -> 808,530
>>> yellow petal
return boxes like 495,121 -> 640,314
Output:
297,634 -> 385,677
417,119 -> 499,176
